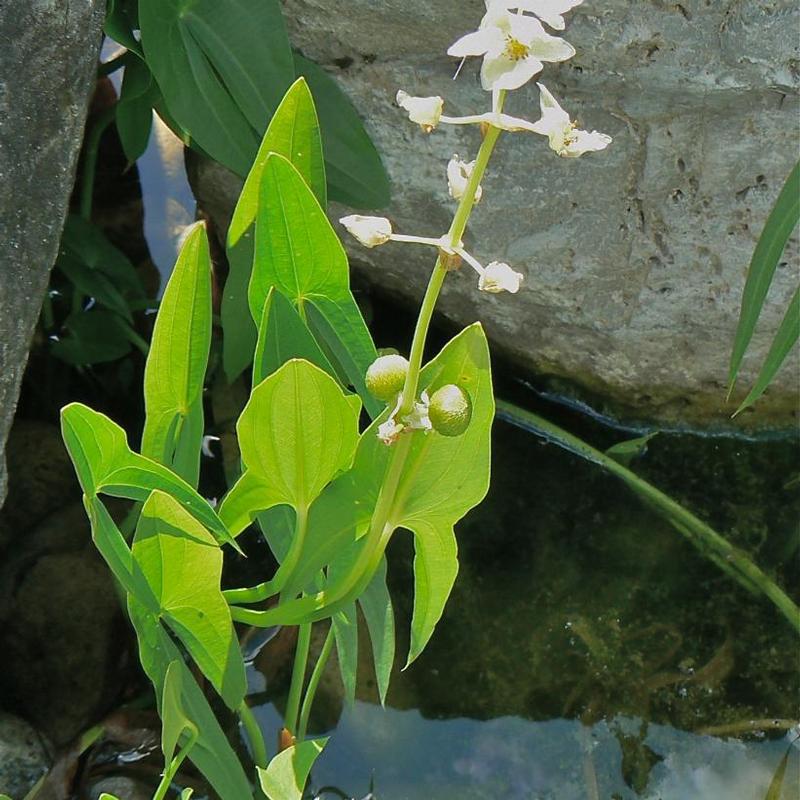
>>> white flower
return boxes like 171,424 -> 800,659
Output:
402,391 -> 432,433
479,261 -> 524,293
530,83 -> 612,157
448,5 -> 575,91
339,215 -> 393,247
396,90 -> 444,132
378,416 -> 405,445
488,0 -> 584,31
447,155 -> 483,202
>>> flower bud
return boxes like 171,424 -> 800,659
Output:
366,354 -> 409,402
339,215 -> 393,248
479,261 -> 524,294
429,384 -> 472,436
396,90 -> 444,133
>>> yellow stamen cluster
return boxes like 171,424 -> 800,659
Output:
504,37 -> 530,61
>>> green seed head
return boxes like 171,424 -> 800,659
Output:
429,384 -> 472,436
365,354 -> 409,402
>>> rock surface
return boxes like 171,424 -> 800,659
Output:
0,712 -> 50,798
193,0 -> 799,426
0,0 -> 105,507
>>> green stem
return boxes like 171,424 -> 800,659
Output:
152,730 -> 197,800
496,399 -> 800,635
297,626 -> 335,740
224,505 -> 309,605
239,701 -> 268,768
80,105 -> 116,220
284,622 -> 312,735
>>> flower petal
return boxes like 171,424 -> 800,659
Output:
479,262 -> 524,294
448,26 -> 504,57
528,32 -> 576,62
482,53 -> 544,90
396,90 -> 443,132
340,215 -> 393,248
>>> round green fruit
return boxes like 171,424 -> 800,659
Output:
429,384 -> 472,436
365,354 -> 409,402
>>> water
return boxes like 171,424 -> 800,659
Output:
244,414 -> 799,800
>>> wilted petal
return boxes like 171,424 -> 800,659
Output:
340,215 -> 393,247
562,129 -> 613,157
447,155 -> 482,202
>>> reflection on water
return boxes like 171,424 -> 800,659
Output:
250,701 -> 798,800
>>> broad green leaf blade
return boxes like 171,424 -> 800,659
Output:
229,77 -> 326,247
605,432 -> 658,467
735,286 -> 800,415
61,403 -> 240,552
258,738 -> 328,800
221,232 -> 258,382
162,661 -> 197,761
332,605 -> 358,706
358,557 -> 395,705
128,599 -> 253,799
60,215 -> 144,298
223,77 -> 326,382
403,519 -> 458,666
305,298 -> 382,419
51,310 -> 133,365
117,57 -> 158,163
83,495 -> 160,614
57,252 -> 133,322
133,492 -> 246,708
141,222 -> 212,486
729,160 -> 800,392
253,288 -> 337,386
105,0 -> 143,54
293,53 -> 390,210
235,359 -> 361,509
218,471 -> 284,537
140,0 -> 294,177
249,153 -> 378,413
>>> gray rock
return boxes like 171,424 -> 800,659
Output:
0,712 -> 50,799
192,0 -> 799,426
0,0 -> 106,508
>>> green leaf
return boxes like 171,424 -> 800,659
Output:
605,432 -> 658,467
60,402 -> 241,552
60,215 -> 144,298
51,310 -> 133,365
293,53 -> 390,210
729,160 -> 800,393
249,153 -> 379,416
332,604 -> 358,706
161,661 -> 198,762
219,359 -> 361,530
229,77 -> 326,247
764,739 -> 794,800
139,0 -> 294,178
253,287 -> 337,386
141,222 -> 212,486
117,57 -> 158,164
57,252 -> 134,322
105,0 -> 142,55
83,495 -> 160,613
735,286 -> 799,415
133,492 -> 246,708
357,557 -> 395,705
128,598 -> 253,800
258,738 -> 328,800
223,77 -> 326,382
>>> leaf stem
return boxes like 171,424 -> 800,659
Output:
297,625 -> 335,740
152,728 -> 198,800
239,701 -> 268,768
80,104 -> 116,221
285,622 -> 312,735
